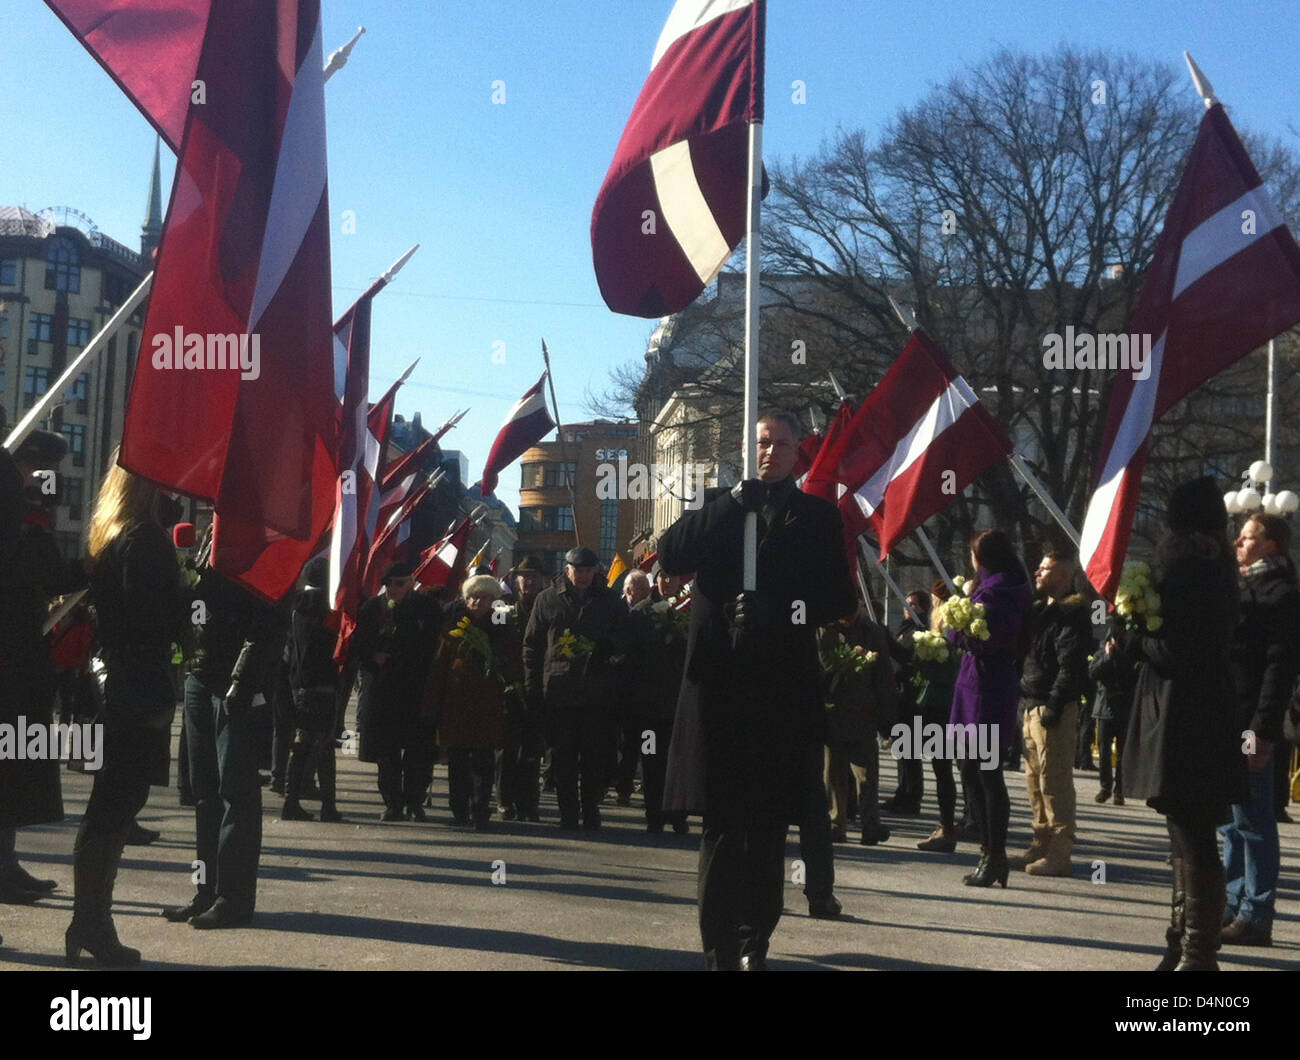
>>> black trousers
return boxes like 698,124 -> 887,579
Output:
614,721 -> 641,799
498,712 -> 539,816
448,747 -> 495,823
932,758 -> 957,828
73,745 -> 152,926
960,757 -> 1009,858
637,719 -> 682,828
797,739 -> 834,901
550,707 -> 613,826
376,746 -> 435,813
699,816 -> 788,968
1096,717 -> 1125,796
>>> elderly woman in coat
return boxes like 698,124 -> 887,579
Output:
426,574 -> 520,829
1122,477 -> 1240,971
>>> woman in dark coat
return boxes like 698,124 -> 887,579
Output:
946,529 -> 1033,887
1122,477 -> 1240,971
426,575 -> 518,829
68,460 -> 186,965
1088,618 -> 1137,805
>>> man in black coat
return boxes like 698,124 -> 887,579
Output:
498,554 -> 546,822
522,547 -> 629,830
660,411 -> 856,970
1221,513 -> 1300,946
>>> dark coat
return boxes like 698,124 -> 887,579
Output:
947,568 -> 1033,743
426,601 -> 520,750
1087,619 -> 1137,724
1230,560 -> 1300,744
1019,593 -> 1094,710
820,613 -> 899,762
628,596 -> 688,724
658,482 -> 856,819
354,590 -> 441,761
0,495 -> 83,829
91,520 -> 188,787
1122,533 -> 1242,819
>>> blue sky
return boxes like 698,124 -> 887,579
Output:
4,0 -> 1299,514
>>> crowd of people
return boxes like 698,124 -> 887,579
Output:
1,408 -> 1296,971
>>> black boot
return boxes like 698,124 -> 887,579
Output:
963,852 -> 1009,888
67,826 -> 140,967
1176,861 -> 1224,971
1155,855 -> 1185,971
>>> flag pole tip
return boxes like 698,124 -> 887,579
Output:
1183,52 -> 1218,109
886,295 -> 919,332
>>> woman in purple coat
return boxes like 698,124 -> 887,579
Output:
947,529 -> 1033,888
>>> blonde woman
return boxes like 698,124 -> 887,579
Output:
67,458 -> 186,965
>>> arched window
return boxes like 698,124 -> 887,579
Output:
45,236 -> 81,293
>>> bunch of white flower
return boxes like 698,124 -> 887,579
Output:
913,629 -> 951,662
1115,561 -> 1162,631
937,594 -> 990,640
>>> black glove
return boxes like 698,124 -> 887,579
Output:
730,479 -> 766,513
224,681 -> 254,715
1040,703 -> 1061,729
726,591 -> 770,634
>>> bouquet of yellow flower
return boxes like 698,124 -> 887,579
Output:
447,614 -> 496,677
936,593 -> 990,640
1115,560 -> 1162,632
556,628 -> 597,661
912,629 -> 951,662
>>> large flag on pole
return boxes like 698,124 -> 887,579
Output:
479,373 -> 555,496
805,330 -> 1012,560
591,0 -> 765,317
413,516 -> 475,591
1080,103 -> 1300,598
96,1 -> 336,602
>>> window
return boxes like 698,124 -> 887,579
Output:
599,499 -> 618,564
0,311 -> 9,339
102,272 -> 127,307
45,237 -> 81,293
60,423 -> 86,468
23,366 -> 49,409
0,259 -> 16,286
521,461 -> 576,489
69,372 -> 89,414
63,477 -> 83,521
519,506 -> 573,533
67,318 -> 91,347
27,313 -> 54,343
546,551 -> 568,576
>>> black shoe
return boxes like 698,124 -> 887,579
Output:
65,921 -> 141,967
190,899 -> 253,930
963,855 -> 1009,888
830,827 -> 848,843
859,823 -> 890,845
738,953 -> 768,970
501,806 -> 518,821
380,807 -> 405,822
558,818 -> 580,831
280,801 -> 314,822
1095,789 -> 1111,803
880,797 -> 920,815
672,818 -> 689,835
1221,918 -> 1272,947
162,895 -> 213,922
319,807 -> 344,823
0,880 -> 42,904
124,822 -> 160,846
3,865 -> 58,892
452,813 -> 471,826
1276,809 -> 1293,824
647,821 -> 665,834
268,779 -> 286,796
407,805 -> 428,822
808,895 -> 842,919
582,818 -> 602,832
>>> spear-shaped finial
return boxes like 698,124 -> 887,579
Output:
324,26 -> 365,82
826,369 -> 848,402
887,294 -> 920,332
1183,51 -> 1218,110
381,244 -> 419,285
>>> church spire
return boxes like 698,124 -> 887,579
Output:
140,136 -> 163,259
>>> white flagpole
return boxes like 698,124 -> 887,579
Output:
1008,453 -> 1081,547
741,119 -> 763,593
859,537 -> 918,624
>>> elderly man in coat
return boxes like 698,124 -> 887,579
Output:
659,411 -> 856,970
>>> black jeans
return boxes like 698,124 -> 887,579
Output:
960,757 -> 1009,858
1096,717 -> 1125,796
448,747 -> 495,823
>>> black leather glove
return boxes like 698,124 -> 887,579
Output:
726,591 -> 770,634
1040,703 -> 1062,729
730,479 -> 766,513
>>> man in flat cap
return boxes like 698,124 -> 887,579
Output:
522,546 -> 630,830
659,410 -> 856,969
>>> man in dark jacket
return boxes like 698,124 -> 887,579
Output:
1014,551 -> 1092,877
522,547 -> 629,830
354,562 -> 441,821
164,529 -> 287,928
1221,513 -> 1300,946
659,411 -> 856,970
498,554 -> 546,822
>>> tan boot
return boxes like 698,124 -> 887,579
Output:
1025,833 -> 1074,877
1008,830 -> 1051,870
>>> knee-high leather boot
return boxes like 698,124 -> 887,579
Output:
1176,860 -> 1225,971
1155,856 -> 1185,971
66,824 -> 141,967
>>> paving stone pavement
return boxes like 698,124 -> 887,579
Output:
2,723 -> 1297,973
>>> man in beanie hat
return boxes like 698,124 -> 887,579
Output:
353,561 -> 441,820
522,546 -> 630,829
0,428 -> 82,905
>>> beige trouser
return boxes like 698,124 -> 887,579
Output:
1021,699 -> 1078,844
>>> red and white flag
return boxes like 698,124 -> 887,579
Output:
796,400 -> 852,489
479,373 -> 555,496
413,516 -> 474,591
591,0 -> 765,317
1080,104 -> 1300,598
68,0 -> 337,602
805,330 -> 1012,560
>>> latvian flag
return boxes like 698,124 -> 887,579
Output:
591,0 -> 765,317
1080,103 -> 1300,599
414,517 -> 474,590
479,373 -> 555,497
804,330 -> 1012,560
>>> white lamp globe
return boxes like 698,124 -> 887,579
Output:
1239,487 -> 1262,512
1277,490 -> 1300,515
1262,493 -> 1280,515
1249,460 -> 1274,484
1224,491 -> 1243,514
